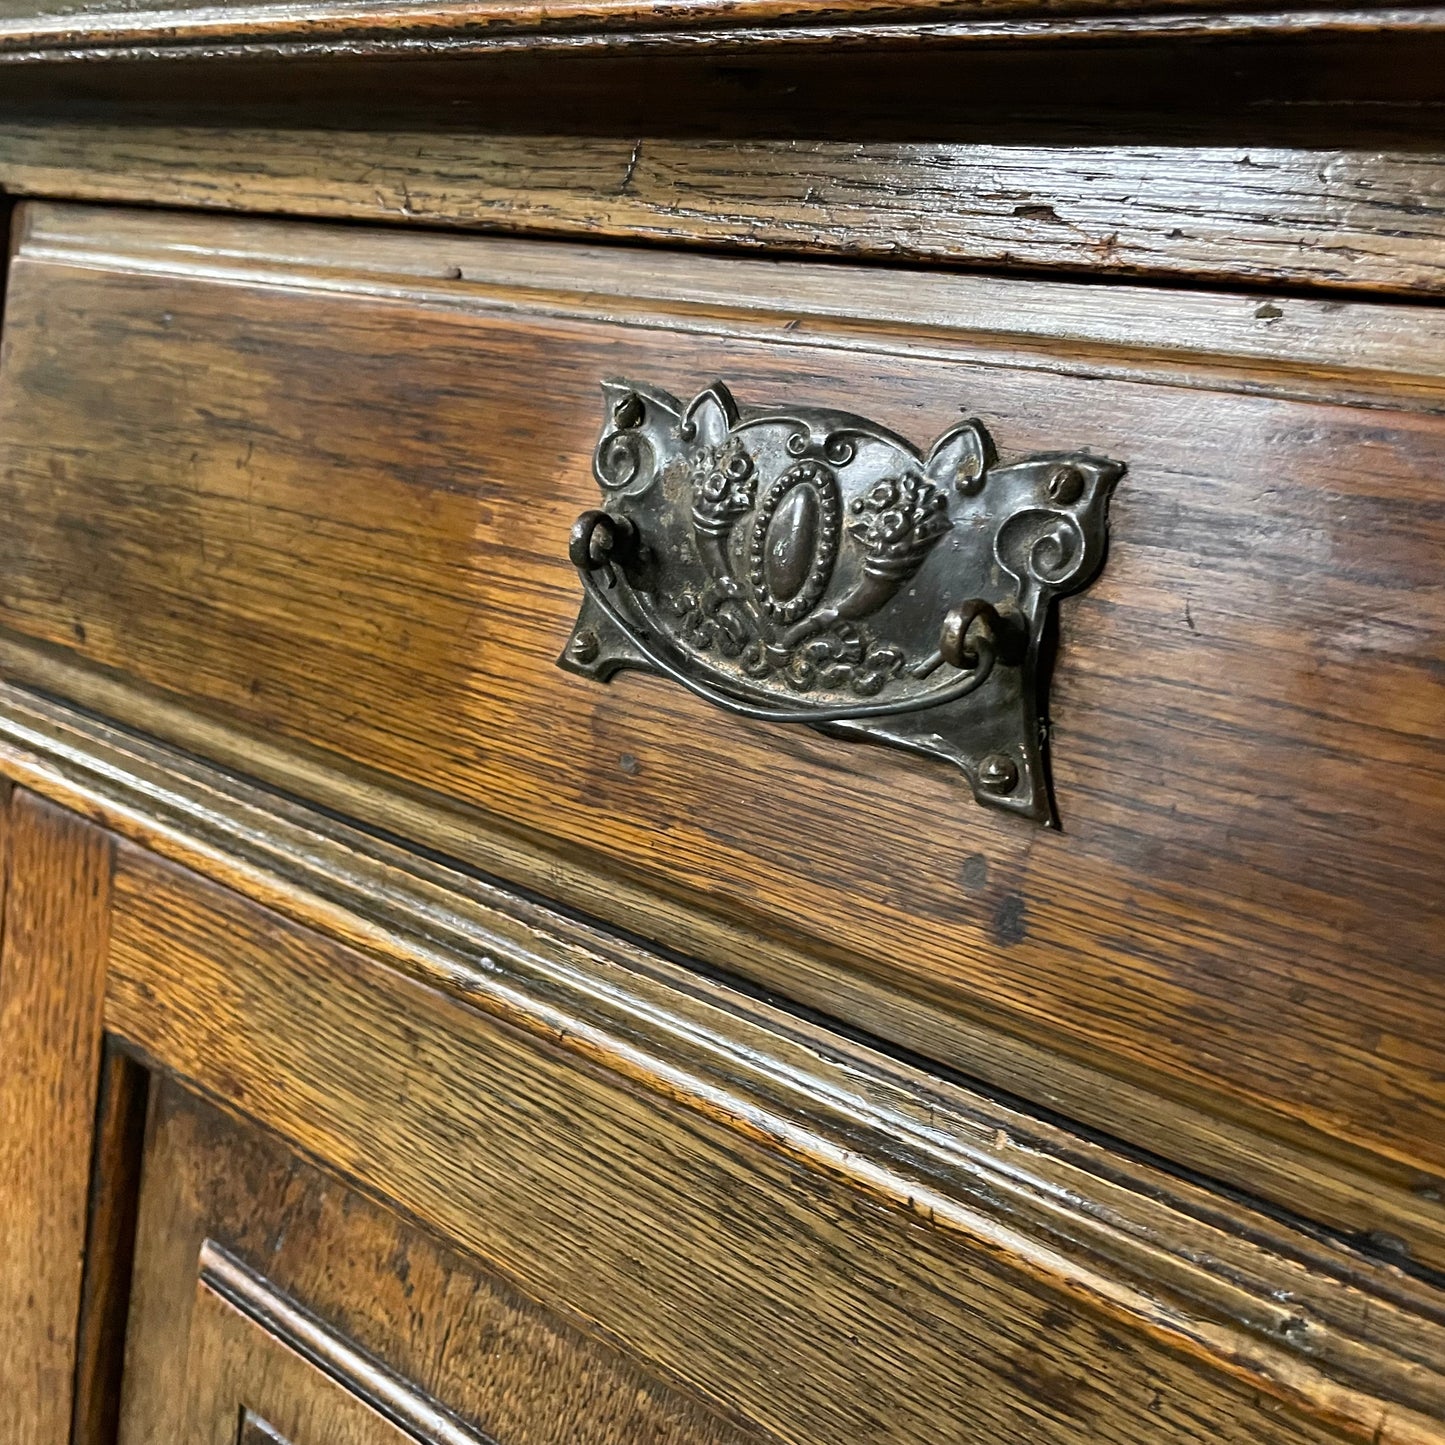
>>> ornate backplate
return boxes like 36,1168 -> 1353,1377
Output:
560,380 -> 1123,824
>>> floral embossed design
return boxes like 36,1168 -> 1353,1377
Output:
571,379 -> 1125,824
670,589 -> 752,658
847,475 -> 952,576
674,438 -> 756,534
741,623 -> 905,695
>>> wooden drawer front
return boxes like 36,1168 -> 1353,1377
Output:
122,1081 -> 757,1445
1,202 -> 1442,1249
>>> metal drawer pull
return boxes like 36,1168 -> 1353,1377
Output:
561,381 -> 1122,824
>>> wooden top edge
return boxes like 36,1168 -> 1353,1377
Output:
2,679 -> 1445,1442
0,2 -> 1441,60
17,201 -> 1445,405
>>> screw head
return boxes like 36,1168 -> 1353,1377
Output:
1046,463 -> 1084,505
955,454 -> 986,496
978,752 -> 1020,795
612,393 -> 645,430
569,628 -> 600,665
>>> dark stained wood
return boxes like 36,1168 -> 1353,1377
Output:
121,1080 -> 765,1445
0,196 -> 13,303
72,1043 -> 149,1445
0,0 -> 1439,1434
10,680 -> 1438,1271
0,790 -> 114,1445
101,842 -> 1445,1445
0,202 -> 1440,1262
7,31 -> 1444,142
2,33 -> 1444,296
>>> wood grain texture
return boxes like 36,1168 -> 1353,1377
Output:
243,1415 -> 298,1445
10,668 -> 1444,1270
1,201 -> 1441,1261
103,845 -> 1445,1445
3,28 -> 1443,293
121,1081 -> 764,1445
192,1243 -> 521,1445
6,29 -> 1442,142
0,0 -> 1434,32
4,127 -> 1445,294
0,774 -> 9,949
16,202 -> 1445,392
4,683 -> 1444,1401
184,1282 -> 440,1445
2,0 -> 1444,64
0,790 -> 114,1444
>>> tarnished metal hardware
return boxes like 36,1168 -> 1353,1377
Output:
560,380 -> 1123,824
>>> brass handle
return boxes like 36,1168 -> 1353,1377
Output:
561,380 -> 1122,825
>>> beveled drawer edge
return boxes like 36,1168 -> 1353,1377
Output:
1,679 -> 1443,1443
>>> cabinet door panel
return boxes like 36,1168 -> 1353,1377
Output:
119,1080 -> 759,1445
185,1268 -> 427,1445
0,789 -> 117,1445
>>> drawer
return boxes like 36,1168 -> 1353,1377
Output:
0,201 -> 1442,1259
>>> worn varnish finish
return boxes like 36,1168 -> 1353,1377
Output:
184,1281 -> 423,1445
10,657 -> 1438,1268
3,32 -> 1444,294
0,203 -> 1440,1260
0,0 -> 1440,1435
100,841 -> 1445,1445
0,790 -> 114,1445
3,0 -> 1444,62
122,1081 -> 764,1445
16,203 -> 1445,396
4,30 -> 1441,145
0,694 -> 1438,1438
3,130 -> 1445,295
4,32 -> 1445,295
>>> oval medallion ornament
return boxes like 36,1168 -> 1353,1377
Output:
765,485 -> 819,601
561,378 -> 1124,825
749,461 -> 841,623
